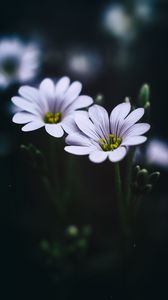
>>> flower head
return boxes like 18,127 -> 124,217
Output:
12,77 -> 93,137
0,38 -> 40,89
65,103 -> 150,163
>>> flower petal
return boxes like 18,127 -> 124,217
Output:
39,78 -> 55,111
12,112 -> 39,124
19,86 -> 39,102
45,124 -> 64,138
119,108 -> 144,137
75,111 -> 99,141
55,76 -> 71,111
61,115 -> 79,134
89,104 -> 110,139
39,78 -> 55,98
65,146 -> 92,155
122,135 -> 147,146
21,121 -> 44,132
89,150 -> 108,163
65,95 -> 93,113
11,96 -> 40,115
61,81 -> 82,111
108,147 -> 127,162
110,102 -> 131,136
66,132 -> 94,146
122,123 -> 150,139
55,76 -> 70,98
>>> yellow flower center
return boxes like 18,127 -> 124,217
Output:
99,134 -> 122,151
44,112 -> 61,124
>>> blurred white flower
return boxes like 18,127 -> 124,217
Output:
65,103 -> 150,163
102,4 -> 136,42
146,139 -> 168,168
66,49 -> 102,81
134,0 -> 154,22
0,38 -> 40,89
12,77 -> 93,137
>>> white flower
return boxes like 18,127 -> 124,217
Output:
12,77 -> 93,137
146,138 -> 168,168
0,38 -> 40,89
65,103 -> 150,163
66,49 -> 102,81
102,4 -> 136,42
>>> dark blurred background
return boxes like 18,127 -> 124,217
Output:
0,0 -> 168,299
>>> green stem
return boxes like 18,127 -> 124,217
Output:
114,163 -> 130,237
114,163 -> 122,204
125,149 -> 134,206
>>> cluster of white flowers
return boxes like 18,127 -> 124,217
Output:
12,76 -> 150,163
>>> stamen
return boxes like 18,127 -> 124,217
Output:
99,134 -> 122,151
44,112 -> 61,124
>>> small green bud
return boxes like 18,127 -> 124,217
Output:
137,169 -> 148,186
66,225 -> 79,238
95,94 -> 104,105
139,83 -> 150,107
125,97 -> 130,103
20,144 -> 27,151
133,165 -> 141,180
143,184 -> 153,193
148,172 -> 160,184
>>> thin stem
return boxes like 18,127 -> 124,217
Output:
114,163 -> 130,237
124,149 -> 135,206
114,163 -> 122,203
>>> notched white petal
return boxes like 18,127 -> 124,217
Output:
89,104 -> 110,138
65,132 -> 93,146
110,102 -> 131,135
89,150 -> 108,163
45,124 -> 64,138
65,146 -> 92,155
19,86 -> 39,102
122,123 -> 150,139
12,112 -> 39,124
61,115 -> 79,134
55,76 -> 70,97
119,108 -> 144,136
66,95 -> 93,112
108,147 -> 127,162
122,135 -> 147,146
21,121 -> 44,132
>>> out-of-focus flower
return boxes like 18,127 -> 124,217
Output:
65,49 -> 103,81
12,77 -> 93,137
0,38 -> 40,89
102,4 -> 136,42
65,103 -> 150,163
101,1 -> 156,43
134,0 -> 154,23
146,139 -> 168,168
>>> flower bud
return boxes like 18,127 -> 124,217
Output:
66,225 -> 79,238
137,168 -> 148,186
133,165 -> 141,180
95,94 -> 104,105
139,83 -> 150,107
